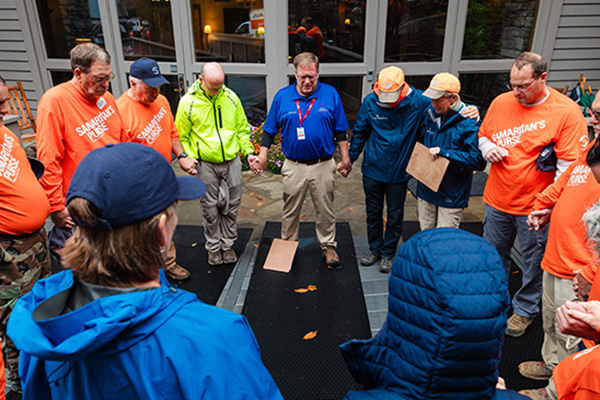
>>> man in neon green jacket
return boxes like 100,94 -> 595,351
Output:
175,62 -> 256,266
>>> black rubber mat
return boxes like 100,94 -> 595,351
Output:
402,220 -> 483,241
407,170 -> 488,198
169,225 -> 251,305
243,222 -> 371,400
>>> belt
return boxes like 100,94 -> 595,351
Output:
287,154 -> 333,166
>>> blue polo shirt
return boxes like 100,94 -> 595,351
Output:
263,82 -> 348,161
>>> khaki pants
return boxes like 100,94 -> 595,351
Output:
281,157 -> 337,249
417,199 -> 463,230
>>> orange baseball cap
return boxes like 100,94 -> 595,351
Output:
423,72 -> 461,99
375,66 -> 405,103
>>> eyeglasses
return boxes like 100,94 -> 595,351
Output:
506,78 -> 537,92
81,71 -> 115,84
297,74 -> 318,81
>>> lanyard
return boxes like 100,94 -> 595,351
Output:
296,99 -> 316,127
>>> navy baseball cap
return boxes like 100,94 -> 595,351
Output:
129,57 -> 169,88
67,142 -> 205,230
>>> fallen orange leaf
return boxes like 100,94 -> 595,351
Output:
307,285 -> 317,291
254,243 -> 259,248
191,242 -> 197,247
303,331 -> 318,340
294,288 -> 310,293
257,202 -> 263,206
300,214 -> 306,217
257,196 -> 263,201
249,192 -> 254,196
349,207 -> 353,210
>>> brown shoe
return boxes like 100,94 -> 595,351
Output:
323,247 -> 340,269
208,250 -> 223,266
518,361 -> 552,380
222,248 -> 238,264
165,264 -> 191,280
518,388 -> 550,399
506,314 -> 534,337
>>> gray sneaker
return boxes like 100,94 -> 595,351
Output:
379,258 -> 392,273
360,251 -> 381,266
208,250 -> 223,266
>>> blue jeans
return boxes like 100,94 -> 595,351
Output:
363,175 -> 407,259
483,205 -> 547,318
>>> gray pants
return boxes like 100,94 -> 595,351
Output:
483,205 -> 547,318
197,156 -> 242,253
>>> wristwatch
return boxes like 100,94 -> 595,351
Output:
177,152 -> 188,160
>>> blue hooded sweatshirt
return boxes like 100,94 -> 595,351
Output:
340,228 -> 529,400
8,269 -> 283,400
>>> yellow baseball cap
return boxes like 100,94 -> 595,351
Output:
375,66 -> 405,103
423,72 -> 461,99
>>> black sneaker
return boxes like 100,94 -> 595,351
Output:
360,251 -> 381,266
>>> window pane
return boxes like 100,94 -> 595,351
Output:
117,0 -> 176,61
288,1 -> 366,63
36,0 -> 103,58
190,1 -> 265,63
462,0 -> 540,60
459,72 -> 510,116
226,75 -> 267,112
385,1 -> 448,62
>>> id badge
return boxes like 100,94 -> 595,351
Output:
297,126 -> 306,140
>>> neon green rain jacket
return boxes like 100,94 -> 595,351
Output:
175,79 -> 253,163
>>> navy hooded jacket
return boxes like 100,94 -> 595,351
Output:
340,228 -> 529,400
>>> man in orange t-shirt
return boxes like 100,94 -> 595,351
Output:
0,76 -> 51,393
478,52 -> 587,339
117,57 -> 198,280
37,43 -> 125,267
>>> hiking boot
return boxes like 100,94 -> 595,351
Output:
379,258 -> 392,274
506,314 -> 534,337
360,251 -> 380,266
165,264 -> 191,280
222,248 -> 238,264
518,388 -> 550,399
208,250 -> 223,266
519,361 -> 553,380
323,247 -> 340,268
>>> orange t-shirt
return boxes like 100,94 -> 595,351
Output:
554,345 -> 600,400
36,82 -> 125,212
116,93 -> 179,161
479,89 -> 588,215
533,140 -> 600,279
0,126 -> 50,235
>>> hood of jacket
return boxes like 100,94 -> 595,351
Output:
341,228 -> 513,400
8,269 -> 197,362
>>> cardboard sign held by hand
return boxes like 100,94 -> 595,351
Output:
406,142 -> 449,192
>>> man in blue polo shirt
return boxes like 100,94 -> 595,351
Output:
252,52 -> 351,268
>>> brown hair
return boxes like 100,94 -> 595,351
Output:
293,52 -> 319,72
70,43 -> 111,73
61,197 -> 176,287
513,52 -> 547,79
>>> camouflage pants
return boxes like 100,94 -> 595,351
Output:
0,228 -> 50,386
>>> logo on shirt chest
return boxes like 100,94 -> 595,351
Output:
75,105 -> 116,142
137,107 -> 167,145
491,120 -> 546,148
0,134 -> 20,183
567,164 -> 591,187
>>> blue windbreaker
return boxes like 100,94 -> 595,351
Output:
8,269 -> 283,400
417,104 -> 486,208
340,228 -> 529,400
349,87 -> 431,183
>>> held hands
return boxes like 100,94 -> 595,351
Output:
249,154 -> 267,175
527,208 -> 552,231
179,157 -> 198,175
556,301 -> 600,341
337,159 -> 352,177
51,209 -> 75,230
485,146 -> 509,163
429,147 -> 441,160
573,272 -> 593,302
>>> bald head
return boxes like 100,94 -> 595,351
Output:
200,62 -> 224,96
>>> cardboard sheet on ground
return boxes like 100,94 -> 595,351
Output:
406,142 -> 449,192
263,238 -> 298,273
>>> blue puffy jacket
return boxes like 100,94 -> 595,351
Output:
350,87 -> 431,183
417,104 -> 486,208
8,269 -> 283,400
340,228 -> 529,400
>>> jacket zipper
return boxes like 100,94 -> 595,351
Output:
213,104 -> 226,162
